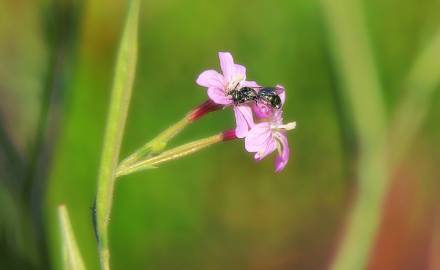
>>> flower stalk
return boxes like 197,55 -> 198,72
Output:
118,100 -> 222,170
116,129 -> 236,177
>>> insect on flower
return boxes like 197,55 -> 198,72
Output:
229,87 -> 258,105
255,86 -> 284,109
196,52 -> 296,172
196,52 -> 260,138
229,85 -> 285,111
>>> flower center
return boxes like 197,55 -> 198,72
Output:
226,74 -> 245,92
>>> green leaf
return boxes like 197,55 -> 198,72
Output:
95,0 -> 140,269
58,205 -> 86,270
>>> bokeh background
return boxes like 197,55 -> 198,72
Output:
1,0 -> 440,269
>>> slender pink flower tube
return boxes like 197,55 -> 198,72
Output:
196,52 -> 259,138
186,99 -> 223,123
221,129 -> 237,141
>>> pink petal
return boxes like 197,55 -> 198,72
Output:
245,122 -> 272,152
271,109 -> 284,124
219,52 -> 235,82
196,70 -> 225,89
274,132 -> 290,172
233,105 -> 255,138
234,64 -> 246,81
276,84 -> 286,105
207,87 -> 232,105
255,139 -> 277,160
252,102 -> 273,119
241,80 -> 260,88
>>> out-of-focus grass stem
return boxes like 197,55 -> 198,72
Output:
95,0 -> 140,269
390,30 -> 440,165
321,0 -> 388,269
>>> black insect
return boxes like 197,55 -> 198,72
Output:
229,86 -> 283,109
256,87 -> 283,109
229,87 -> 258,105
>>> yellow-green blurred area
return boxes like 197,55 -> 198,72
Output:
1,0 -> 440,269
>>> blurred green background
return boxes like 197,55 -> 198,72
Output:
1,0 -> 440,269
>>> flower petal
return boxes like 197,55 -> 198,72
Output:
274,132 -> 290,172
234,64 -> 246,81
207,87 -> 232,105
234,105 -> 255,138
241,80 -> 260,88
272,109 -> 284,124
245,122 -> 272,152
252,102 -> 273,119
196,70 -> 225,89
276,84 -> 286,105
255,139 -> 277,160
219,52 -> 235,82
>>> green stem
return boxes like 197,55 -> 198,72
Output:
118,100 -> 222,169
321,0 -> 388,269
116,133 -> 225,177
118,116 -> 191,169
95,0 -> 140,269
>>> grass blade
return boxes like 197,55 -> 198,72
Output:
95,0 -> 140,269
58,205 -> 86,270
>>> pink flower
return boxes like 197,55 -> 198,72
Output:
245,110 -> 296,172
196,52 -> 258,138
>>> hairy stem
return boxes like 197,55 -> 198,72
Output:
118,100 -> 222,169
118,117 -> 190,168
117,133 -> 227,177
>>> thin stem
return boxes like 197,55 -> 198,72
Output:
119,117 -> 190,168
321,0 -> 388,269
118,100 -> 222,169
116,133 -> 226,177
95,0 -> 140,269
